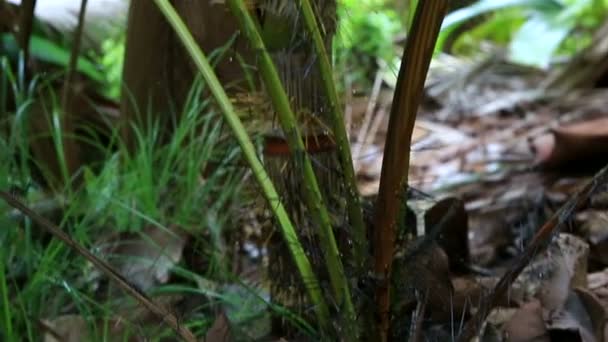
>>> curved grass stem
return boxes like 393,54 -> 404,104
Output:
298,0 -> 368,273
153,0 -> 331,332
225,0 -> 357,337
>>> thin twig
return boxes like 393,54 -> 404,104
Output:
61,0 -> 88,111
408,289 -> 428,342
0,191 -> 198,342
353,70 -> 382,164
457,162 -> 608,341
18,0 -> 36,70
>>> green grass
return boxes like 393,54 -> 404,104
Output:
0,57 -> 288,340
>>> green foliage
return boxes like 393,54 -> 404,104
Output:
1,33 -> 104,83
0,17 -> 126,100
440,0 -> 608,68
155,0 -> 333,335
0,57 -> 251,340
88,82 -> 242,234
335,0 -> 402,85
99,36 -> 125,100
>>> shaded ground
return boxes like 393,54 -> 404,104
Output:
348,53 -> 608,341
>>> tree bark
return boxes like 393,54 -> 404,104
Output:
120,0 -> 253,147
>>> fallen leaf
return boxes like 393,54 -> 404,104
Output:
545,290 -> 597,342
531,118 -> 608,169
451,276 -> 486,318
107,225 -> 187,293
393,242 -> 454,322
41,315 -> 143,342
421,196 -> 469,272
537,234 -> 589,311
42,315 -> 88,342
579,210 -> 608,266
575,287 -> 606,342
503,300 -> 550,342
204,313 -> 232,342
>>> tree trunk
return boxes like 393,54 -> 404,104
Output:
120,0 -> 253,147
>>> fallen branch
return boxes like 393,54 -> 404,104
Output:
457,162 -> 608,341
0,191 -> 197,342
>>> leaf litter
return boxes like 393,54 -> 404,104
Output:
347,50 -> 608,340
37,50 -> 608,341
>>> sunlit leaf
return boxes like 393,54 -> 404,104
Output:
509,14 -> 571,69
442,0 -> 563,30
0,34 -> 104,83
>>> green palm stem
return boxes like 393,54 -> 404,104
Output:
153,0 -> 330,331
225,0 -> 358,335
298,0 -> 368,272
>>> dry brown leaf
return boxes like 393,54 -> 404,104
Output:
537,234 -> 589,311
503,300 -> 550,342
575,287 -> 606,342
42,315 -> 143,342
204,313 -> 232,342
421,196 -> 469,271
545,290 -> 599,342
589,268 -> 608,290
451,277 -> 485,318
107,225 -> 187,292
468,207 -> 513,267
42,315 -> 88,342
580,210 -> 608,266
532,118 -> 608,168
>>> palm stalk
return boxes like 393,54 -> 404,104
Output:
298,0 -> 368,271
372,1 -> 448,340
225,0 -> 358,335
153,0 -> 331,331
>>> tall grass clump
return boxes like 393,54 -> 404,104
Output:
0,54 -> 255,340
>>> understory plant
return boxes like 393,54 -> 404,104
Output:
2,0 -> 449,340
0,55 -> 260,340
438,0 -> 608,68
154,0 -> 448,340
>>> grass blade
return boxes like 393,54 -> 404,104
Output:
152,0 -> 331,332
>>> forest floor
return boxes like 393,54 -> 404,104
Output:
347,53 -> 608,341
8,50 -> 608,342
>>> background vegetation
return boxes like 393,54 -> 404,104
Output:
2,0 -> 608,340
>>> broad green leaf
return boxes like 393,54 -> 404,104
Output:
442,0 -> 563,30
1,34 -> 104,83
508,14 -> 571,69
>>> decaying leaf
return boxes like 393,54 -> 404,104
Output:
536,234 -> 589,311
42,315 -> 89,342
575,287 -> 606,342
41,315 -> 144,342
503,300 -> 550,342
532,117 -> 608,169
579,210 -> 608,266
545,290 -> 598,342
204,313 -> 232,342
105,225 -> 187,293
